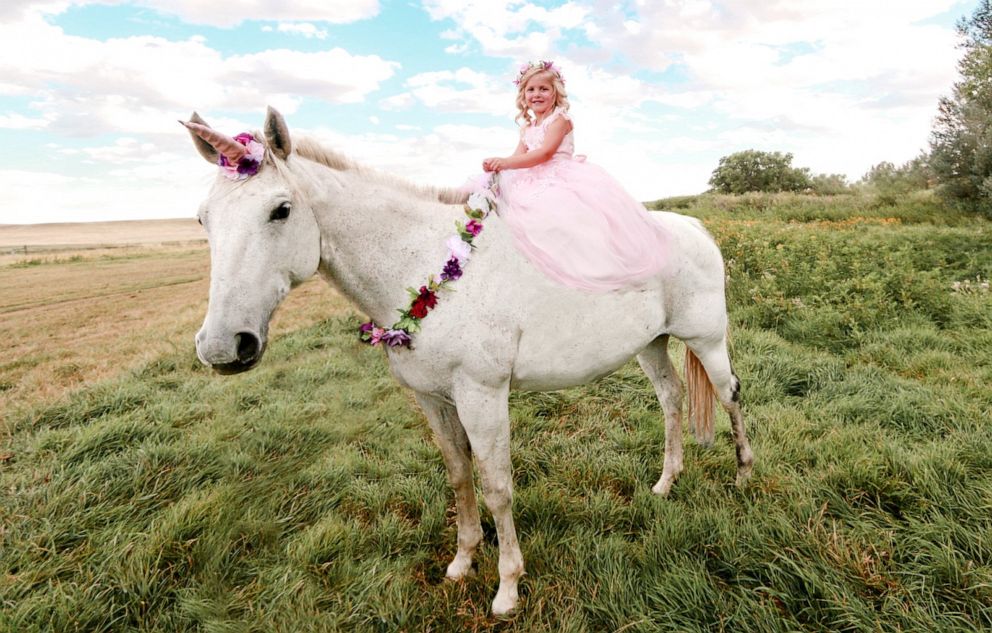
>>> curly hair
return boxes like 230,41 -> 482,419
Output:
514,68 -> 569,126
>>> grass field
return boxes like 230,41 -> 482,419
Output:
1,193 -> 991,631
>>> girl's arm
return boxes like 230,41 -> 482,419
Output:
483,117 -> 571,172
482,138 -> 526,172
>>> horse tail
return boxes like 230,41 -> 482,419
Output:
685,347 -> 715,446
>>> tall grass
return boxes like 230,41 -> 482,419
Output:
2,197 -> 991,631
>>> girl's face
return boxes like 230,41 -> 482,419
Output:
524,74 -> 555,118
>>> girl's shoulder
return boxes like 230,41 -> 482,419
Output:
544,107 -> 572,128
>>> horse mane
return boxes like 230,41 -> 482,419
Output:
291,136 -> 469,206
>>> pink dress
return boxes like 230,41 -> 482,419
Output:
484,108 -> 670,292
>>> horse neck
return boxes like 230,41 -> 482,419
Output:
296,158 -> 457,324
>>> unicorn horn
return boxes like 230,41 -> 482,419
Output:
180,120 -> 247,165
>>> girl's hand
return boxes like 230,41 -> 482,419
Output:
483,157 -> 505,172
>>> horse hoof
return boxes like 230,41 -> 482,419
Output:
491,590 -> 518,616
445,556 -> 475,580
652,479 -> 673,497
735,467 -> 752,487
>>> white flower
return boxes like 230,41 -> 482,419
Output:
245,140 -> 265,162
467,192 -> 490,213
446,235 -> 472,262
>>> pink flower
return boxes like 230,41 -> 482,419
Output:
370,326 -> 386,345
465,220 -> 483,236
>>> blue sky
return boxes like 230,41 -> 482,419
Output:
0,0 -> 979,224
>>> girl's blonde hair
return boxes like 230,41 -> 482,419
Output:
515,66 -> 569,126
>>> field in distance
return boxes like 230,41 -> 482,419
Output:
0,218 -> 346,417
0,218 -> 205,251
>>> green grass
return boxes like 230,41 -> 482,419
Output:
2,196 -> 992,631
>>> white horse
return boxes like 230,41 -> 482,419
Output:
185,107 -> 754,615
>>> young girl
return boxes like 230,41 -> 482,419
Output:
475,61 -> 670,292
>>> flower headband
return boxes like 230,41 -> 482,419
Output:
180,121 -> 265,180
514,60 -> 565,86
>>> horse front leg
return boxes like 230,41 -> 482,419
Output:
452,376 -> 524,616
414,392 -> 483,580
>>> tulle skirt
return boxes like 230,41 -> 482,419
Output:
472,157 -> 670,292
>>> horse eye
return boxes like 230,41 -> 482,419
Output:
270,202 -> 291,222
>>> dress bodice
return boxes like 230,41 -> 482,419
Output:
522,108 -> 574,160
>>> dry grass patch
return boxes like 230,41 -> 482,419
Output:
1,243 -> 349,429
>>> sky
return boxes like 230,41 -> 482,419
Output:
0,0 -> 980,224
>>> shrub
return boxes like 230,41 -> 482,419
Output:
708,149 -> 812,194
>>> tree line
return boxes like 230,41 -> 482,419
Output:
708,0 -> 990,215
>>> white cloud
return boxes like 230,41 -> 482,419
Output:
0,112 -> 54,129
136,0 -> 380,27
423,0 -> 588,58
269,22 -> 329,39
0,13 -> 398,136
0,161 -> 209,224
378,93 -> 416,111
1,0 -> 380,26
392,67 -> 515,115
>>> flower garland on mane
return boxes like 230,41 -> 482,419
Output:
359,178 -> 498,349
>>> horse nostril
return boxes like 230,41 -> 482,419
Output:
235,332 -> 260,363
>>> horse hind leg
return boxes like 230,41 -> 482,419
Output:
684,334 -> 755,486
637,335 -> 685,496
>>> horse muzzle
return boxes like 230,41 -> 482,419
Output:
195,329 -> 267,375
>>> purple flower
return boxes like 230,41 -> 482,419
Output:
237,157 -> 261,176
359,321 -> 374,333
465,220 -> 483,237
382,330 -> 411,347
441,256 -> 463,281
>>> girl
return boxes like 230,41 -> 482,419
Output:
476,60 -> 670,292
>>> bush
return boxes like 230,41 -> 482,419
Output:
810,173 -> 851,195
708,149 -> 812,194
859,155 -> 933,196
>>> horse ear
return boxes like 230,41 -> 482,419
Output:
264,106 -> 292,160
185,112 -> 219,164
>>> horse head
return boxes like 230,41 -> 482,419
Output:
184,107 -> 321,374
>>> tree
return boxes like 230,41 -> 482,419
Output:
810,173 -> 850,195
929,0 -> 992,211
859,153 -> 933,194
708,150 -> 812,194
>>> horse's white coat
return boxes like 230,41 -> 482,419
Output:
189,108 -> 754,615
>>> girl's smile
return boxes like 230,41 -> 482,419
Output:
524,76 -> 555,120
